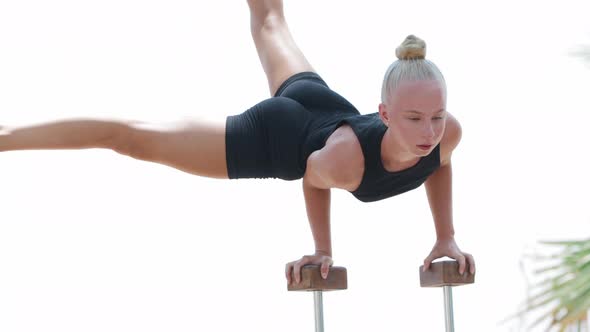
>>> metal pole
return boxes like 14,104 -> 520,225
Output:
443,286 -> 454,332
313,290 -> 324,332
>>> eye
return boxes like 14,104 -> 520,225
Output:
408,116 -> 444,121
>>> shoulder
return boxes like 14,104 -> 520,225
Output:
439,112 -> 462,166
305,124 -> 364,190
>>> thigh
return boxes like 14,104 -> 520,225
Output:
113,117 -> 229,179
250,15 -> 316,97
226,97 -> 311,180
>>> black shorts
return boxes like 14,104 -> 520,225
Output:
225,71 -> 358,180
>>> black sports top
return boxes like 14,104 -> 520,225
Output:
300,112 -> 441,203
226,72 -> 442,203
339,113 -> 440,202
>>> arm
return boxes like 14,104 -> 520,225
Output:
302,175 -> 332,257
422,115 -> 475,275
425,114 -> 460,242
285,151 -> 336,284
424,161 -> 455,241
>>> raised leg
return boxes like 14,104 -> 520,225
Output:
0,117 -> 229,179
247,0 -> 316,96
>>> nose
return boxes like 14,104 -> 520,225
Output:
422,122 -> 435,139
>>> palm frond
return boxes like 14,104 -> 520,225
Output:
505,237 -> 590,331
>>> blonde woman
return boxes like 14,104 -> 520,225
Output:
0,0 -> 475,283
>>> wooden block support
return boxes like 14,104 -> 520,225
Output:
287,265 -> 347,291
419,260 -> 475,287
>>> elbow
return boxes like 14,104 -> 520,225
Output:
303,168 -> 331,190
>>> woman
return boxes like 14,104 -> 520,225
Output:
0,0 -> 475,284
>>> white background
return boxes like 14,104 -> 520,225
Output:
1,0 -> 589,331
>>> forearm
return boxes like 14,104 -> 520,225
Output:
302,177 -> 332,256
0,118 -> 122,152
424,163 -> 455,240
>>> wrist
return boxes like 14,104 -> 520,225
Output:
436,234 -> 455,242
315,249 -> 332,257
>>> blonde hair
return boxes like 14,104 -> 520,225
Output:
381,35 -> 447,103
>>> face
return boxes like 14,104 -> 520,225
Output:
378,79 -> 447,156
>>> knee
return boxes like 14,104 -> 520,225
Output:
109,121 -> 152,160
248,2 -> 285,30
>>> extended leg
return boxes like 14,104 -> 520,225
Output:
0,117 -> 229,179
0,118 -> 123,152
117,118 -> 228,179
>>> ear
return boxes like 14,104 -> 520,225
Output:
378,103 -> 390,126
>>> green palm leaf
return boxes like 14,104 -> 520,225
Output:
505,237 -> 590,331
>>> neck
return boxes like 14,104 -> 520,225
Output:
381,129 -> 420,170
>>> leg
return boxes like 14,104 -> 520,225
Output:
0,117 -> 229,179
0,118 -> 123,152
117,118 -> 228,179
247,0 -> 316,96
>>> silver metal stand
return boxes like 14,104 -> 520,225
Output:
443,285 -> 454,332
288,265 -> 347,332
313,290 -> 324,332
420,261 -> 474,332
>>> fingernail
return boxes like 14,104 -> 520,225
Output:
322,273 -> 327,279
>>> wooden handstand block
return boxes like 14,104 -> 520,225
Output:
419,260 -> 475,287
287,265 -> 348,291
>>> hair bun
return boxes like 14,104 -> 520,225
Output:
395,35 -> 426,60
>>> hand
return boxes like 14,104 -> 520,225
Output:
285,253 -> 333,285
0,125 -> 9,144
423,237 -> 475,275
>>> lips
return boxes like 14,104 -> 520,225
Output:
417,145 -> 432,150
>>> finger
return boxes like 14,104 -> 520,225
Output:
465,254 -> 476,274
285,263 -> 293,284
423,255 -> 434,272
293,259 -> 308,284
293,263 -> 304,284
320,261 -> 330,279
456,255 -> 466,275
